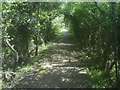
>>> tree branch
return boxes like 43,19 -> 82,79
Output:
5,40 -> 19,61
6,40 -> 17,54
94,2 -> 106,15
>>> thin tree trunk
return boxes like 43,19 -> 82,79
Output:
35,35 -> 38,56
5,40 -> 18,71
110,2 -> 119,88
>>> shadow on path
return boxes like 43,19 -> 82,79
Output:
12,30 -> 92,88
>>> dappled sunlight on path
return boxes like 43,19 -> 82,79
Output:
12,30 -> 92,88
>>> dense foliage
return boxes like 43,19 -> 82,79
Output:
2,2 -> 61,71
63,2 -> 120,88
1,2 -> 120,88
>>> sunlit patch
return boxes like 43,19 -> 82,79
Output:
41,64 -> 53,69
51,64 -> 63,67
62,77 -> 71,82
61,70 -> 67,73
79,71 -> 87,74
62,29 -> 68,32
63,60 -> 69,63
58,42 -> 74,46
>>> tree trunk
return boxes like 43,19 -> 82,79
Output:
6,40 -> 19,71
110,2 -> 119,88
35,35 -> 38,56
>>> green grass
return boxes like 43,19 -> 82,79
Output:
86,68 -> 116,88
0,79 -> 2,90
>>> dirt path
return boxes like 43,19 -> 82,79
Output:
13,30 -> 92,88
